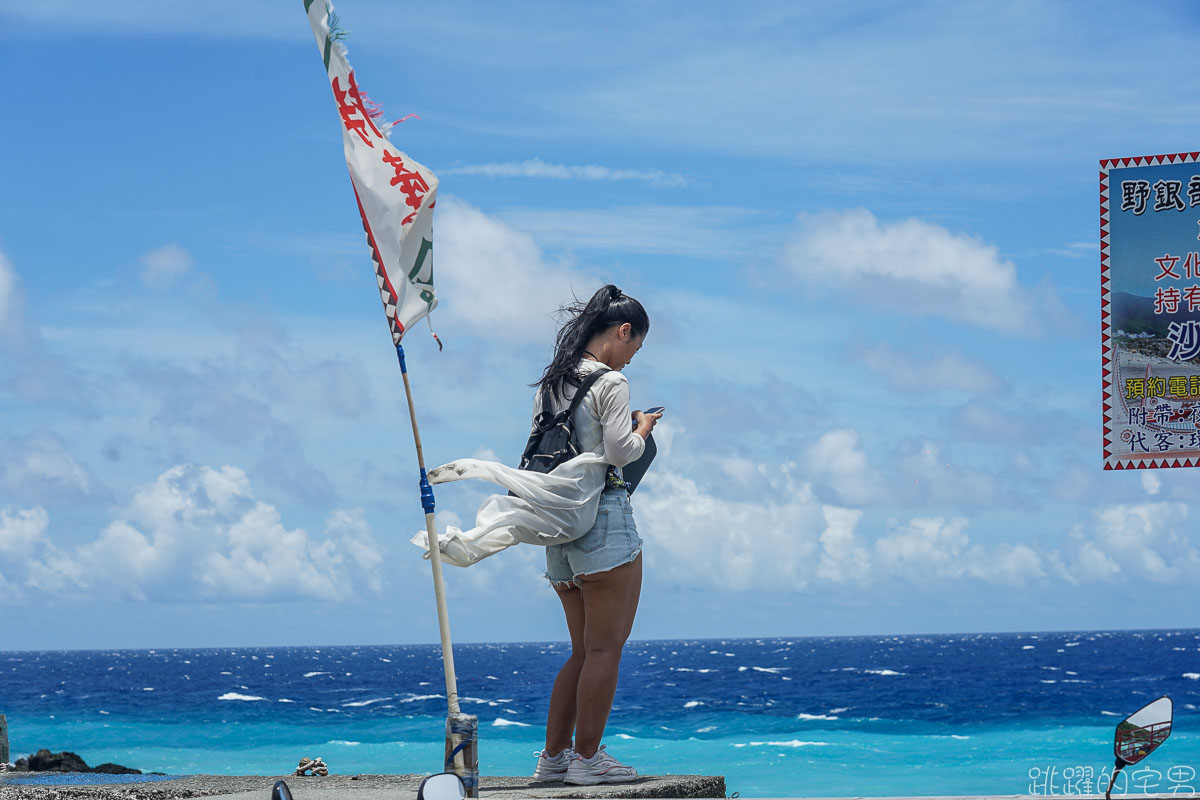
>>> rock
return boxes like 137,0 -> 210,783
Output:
28,749 -> 90,772
91,763 -> 142,775
16,749 -> 141,774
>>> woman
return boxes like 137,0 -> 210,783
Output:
529,285 -> 659,785
411,285 -> 658,783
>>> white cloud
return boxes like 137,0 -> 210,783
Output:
1,432 -> 93,501
0,246 -> 83,404
0,505 -> 70,599
804,428 -> 887,505
1141,472 -> 1162,496
0,246 -> 20,335
815,506 -> 869,584
1054,502 -> 1200,585
785,208 -> 1056,334
637,469 -> 825,592
139,244 -> 193,289
497,205 -> 762,258
436,198 -> 598,343
10,464 -> 384,603
0,505 -> 50,556
874,516 -> 971,582
441,158 -> 687,188
855,341 -> 1006,395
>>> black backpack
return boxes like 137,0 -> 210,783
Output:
518,367 -> 611,474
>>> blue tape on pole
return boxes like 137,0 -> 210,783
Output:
419,468 -> 436,513
395,343 -> 408,374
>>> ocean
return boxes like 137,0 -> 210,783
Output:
2,630 -> 1198,797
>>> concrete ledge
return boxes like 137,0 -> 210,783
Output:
0,773 -> 726,800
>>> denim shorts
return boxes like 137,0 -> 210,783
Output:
545,489 -> 643,588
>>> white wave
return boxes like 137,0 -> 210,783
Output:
399,693 -> 445,703
343,697 -> 389,707
219,692 -> 266,701
697,726 -> 717,733
828,707 -> 850,714
1041,680 -> 1057,684
142,687 -> 154,692
278,699 -> 296,703
614,733 -> 635,740
733,740 -> 830,748
379,658 -> 392,663
1022,645 -> 1035,650
951,735 -> 970,740
1184,673 -> 1200,680
753,666 -> 787,673
486,675 -> 499,680
98,710 -> 109,715
304,671 -> 329,678
797,713 -> 838,721
327,740 -> 361,746
220,671 -> 232,675
1101,711 -> 1121,716
684,700 -> 704,708
492,718 -> 530,727
863,669 -> 902,676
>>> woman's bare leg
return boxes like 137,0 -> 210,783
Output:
573,554 -> 643,758
545,582 -> 585,755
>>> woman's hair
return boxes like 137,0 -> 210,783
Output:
533,284 -> 649,402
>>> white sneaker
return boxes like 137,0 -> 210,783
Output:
531,747 -> 574,781
564,745 -> 638,785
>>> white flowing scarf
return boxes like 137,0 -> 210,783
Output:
410,451 -> 610,567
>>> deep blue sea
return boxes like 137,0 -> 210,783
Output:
2,631 -> 1199,797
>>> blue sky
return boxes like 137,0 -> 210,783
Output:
4,0 -> 1200,650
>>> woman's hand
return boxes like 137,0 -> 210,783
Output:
632,410 -> 662,439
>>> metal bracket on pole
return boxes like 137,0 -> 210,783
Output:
420,469 -> 436,514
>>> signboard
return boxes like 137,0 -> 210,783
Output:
1102,151 -> 1200,469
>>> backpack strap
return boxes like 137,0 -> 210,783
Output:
564,366 -> 611,419
538,366 -> 612,418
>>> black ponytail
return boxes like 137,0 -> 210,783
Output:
533,284 -> 649,402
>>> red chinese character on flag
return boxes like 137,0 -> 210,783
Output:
332,70 -> 382,148
381,150 -> 431,222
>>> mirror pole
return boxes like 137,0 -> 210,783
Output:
1105,760 -> 1123,800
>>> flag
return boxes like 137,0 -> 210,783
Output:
305,0 -> 439,344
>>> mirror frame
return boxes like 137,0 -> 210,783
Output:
1114,695 -> 1173,766
417,771 -> 467,800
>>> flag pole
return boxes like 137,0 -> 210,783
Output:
395,342 -> 478,797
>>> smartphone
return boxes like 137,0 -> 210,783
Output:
645,406 -> 665,414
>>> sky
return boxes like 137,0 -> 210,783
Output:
3,0 -> 1200,651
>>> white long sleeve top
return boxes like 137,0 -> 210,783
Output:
537,359 -> 645,471
411,359 -> 643,567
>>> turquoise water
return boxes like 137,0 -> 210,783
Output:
3,632 -> 1199,796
